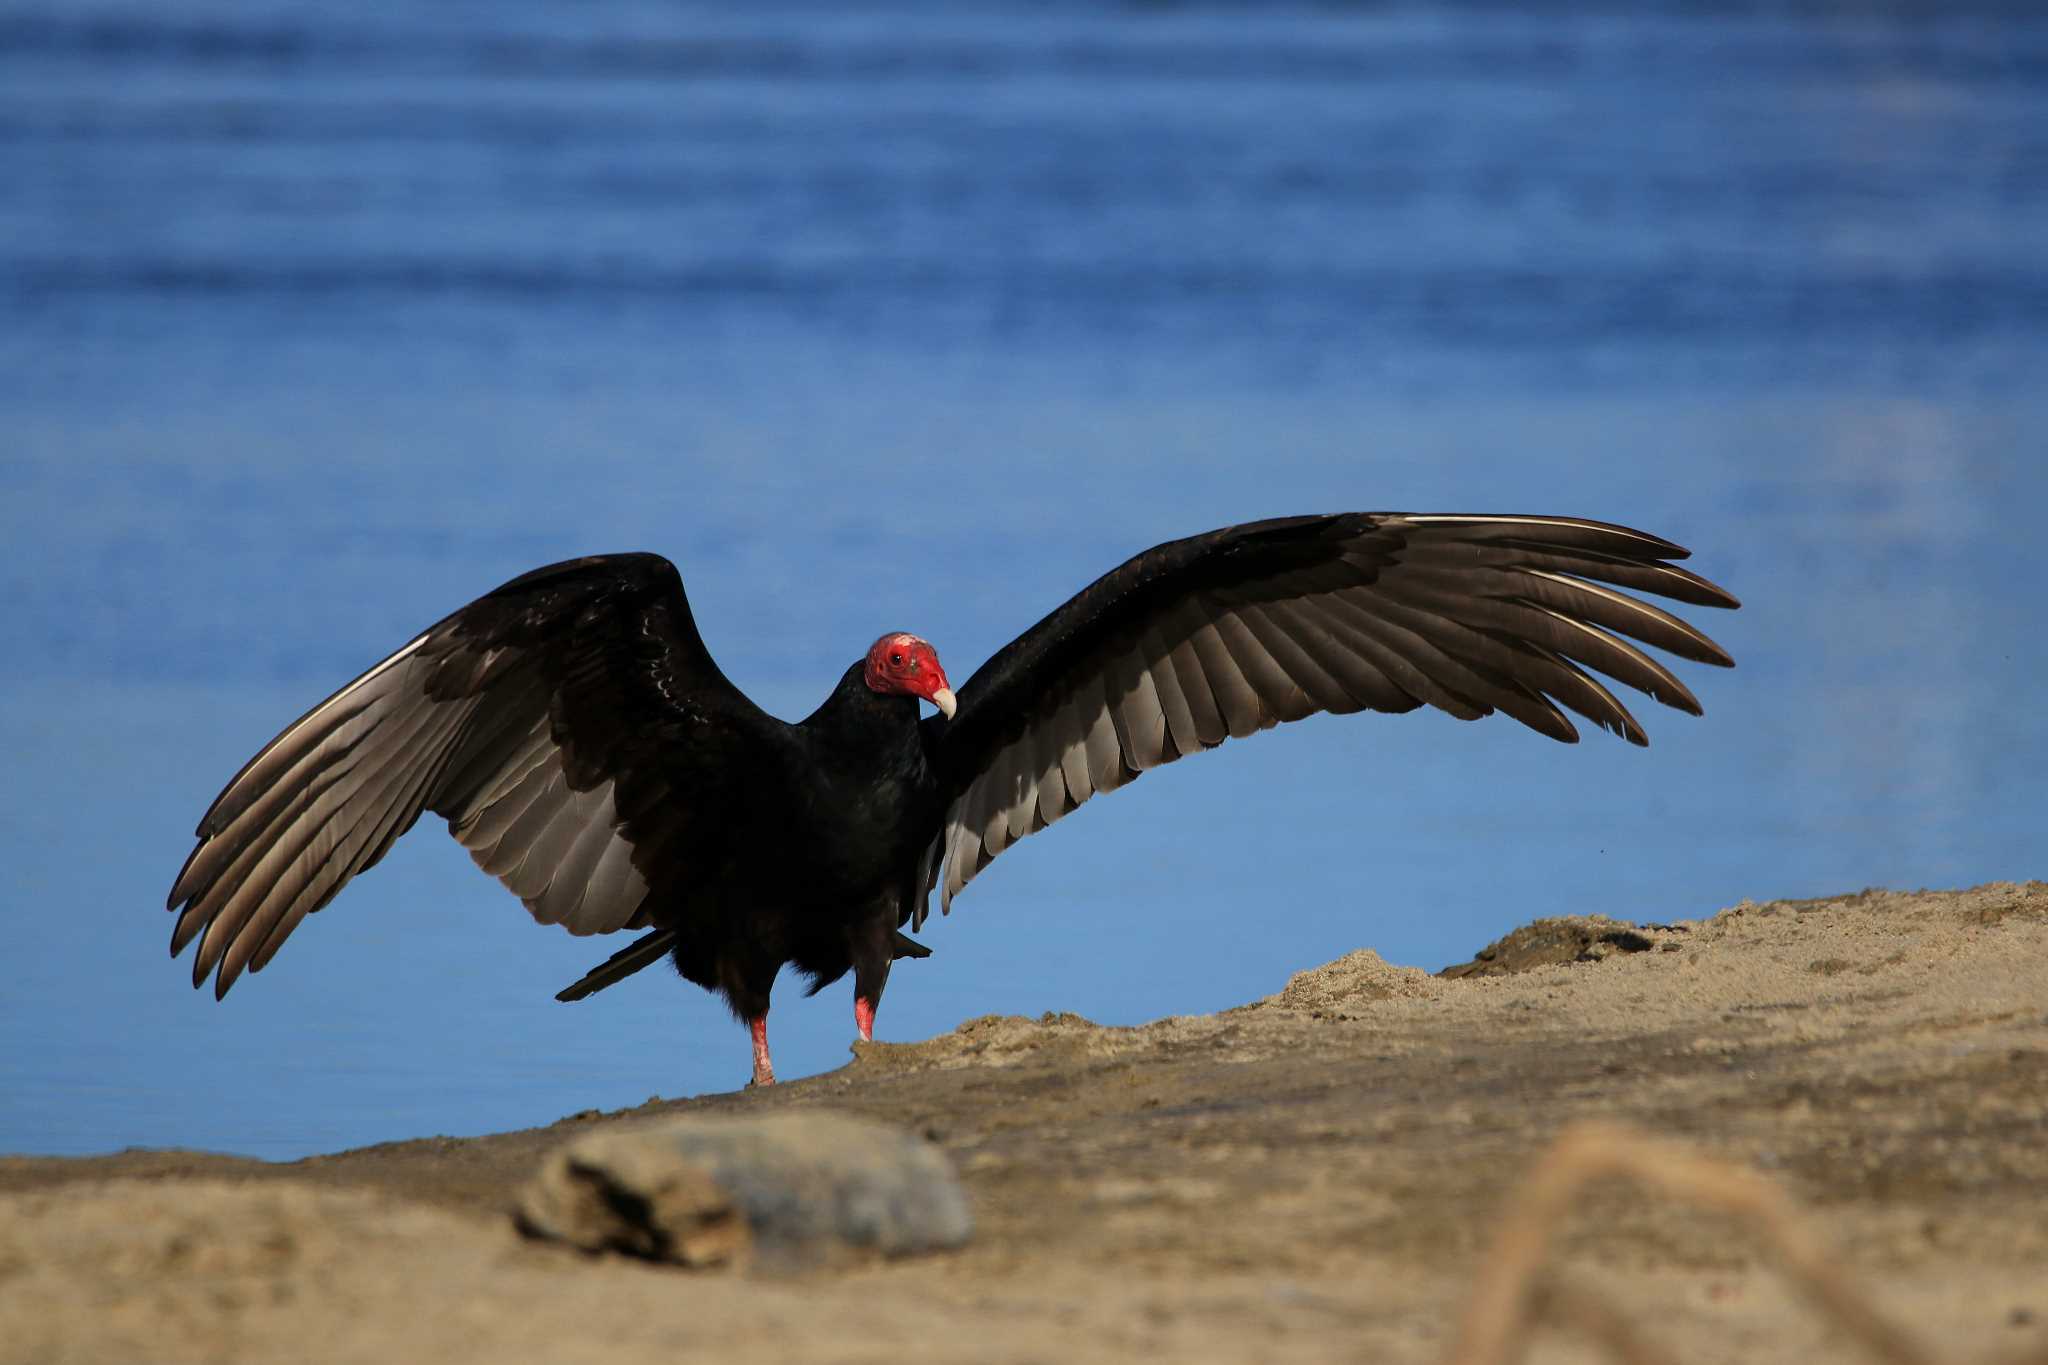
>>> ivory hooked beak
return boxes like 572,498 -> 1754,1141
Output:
930,686 -> 957,719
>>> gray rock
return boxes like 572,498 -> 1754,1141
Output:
517,1111 -> 972,1269
519,1128 -> 750,1267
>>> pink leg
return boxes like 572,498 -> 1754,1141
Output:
748,1014 -> 776,1087
854,995 -> 876,1043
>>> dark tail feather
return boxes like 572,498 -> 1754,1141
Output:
892,930 -> 932,960
555,928 -> 677,1002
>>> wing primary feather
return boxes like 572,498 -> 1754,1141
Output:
528,786 -> 628,932
1328,594 -> 1579,739
445,719 -> 557,847
1510,569 -> 1734,666
1004,732 -> 1042,845
1031,707 -> 1071,830
1109,647 -> 1170,772
207,697 -> 473,994
1157,607 -> 1229,748
1055,688 -> 1097,808
1521,644 -> 1648,745
503,779 -> 605,906
1356,596 -> 1638,743
1367,582 -> 1700,712
1231,603 -> 1360,716
975,748 -> 1013,859
454,752 -> 561,869
183,685 -> 461,981
912,835 -> 940,932
1309,593 -> 1489,719
1082,676 -> 1126,792
486,768 -> 577,890
569,824 -> 651,935
943,802 -> 984,910
1136,622 -> 1202,759
245,898 -> 317,975
1258,599 -> 1404,714
1330,596 -> 1585,740
1484,543 -> 1739,609
1532,608 -> 1704,713
170,677 -> 414,910
190,633 -> 431,838
352,701 -> 482,877
1185,617 -> 1266,738
1209,611 -> 1305,723
1394,513 -> 1689,560
1394,534 -> 1739,611
433,686 -> 552,814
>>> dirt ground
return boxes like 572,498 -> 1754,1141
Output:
4,883 -> 2046,1364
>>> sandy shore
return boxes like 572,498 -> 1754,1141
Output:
5,883 -> 2046,1364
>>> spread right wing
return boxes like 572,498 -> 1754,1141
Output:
165,553 -> 779,998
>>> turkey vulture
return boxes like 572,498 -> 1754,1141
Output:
167,513 -> 1737,1086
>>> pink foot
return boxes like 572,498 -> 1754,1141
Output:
748,1014 -> 776,1087
854,995 -> 876,1043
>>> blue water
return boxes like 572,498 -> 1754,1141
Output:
4,2 -> 2045,1159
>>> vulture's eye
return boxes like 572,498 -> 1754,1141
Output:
889,652 -> 904,666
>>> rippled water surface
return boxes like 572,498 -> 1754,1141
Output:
4,2 -> 2045,1158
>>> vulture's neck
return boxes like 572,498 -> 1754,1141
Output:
800,662 -> 928,777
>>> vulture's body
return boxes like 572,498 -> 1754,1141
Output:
167,513 -> 1739,1085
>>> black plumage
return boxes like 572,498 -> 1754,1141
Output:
166,513 -> 1739,1085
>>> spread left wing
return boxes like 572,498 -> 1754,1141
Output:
924,513 -> 1738,924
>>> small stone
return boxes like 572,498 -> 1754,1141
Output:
517,1111 -> 972,1270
